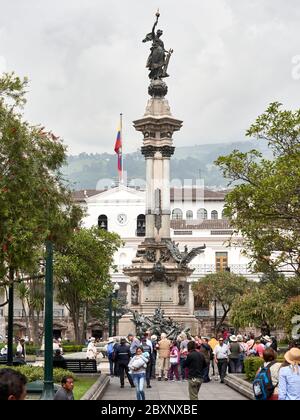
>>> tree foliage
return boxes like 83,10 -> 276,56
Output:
215,102 -> 300,276
192,271 -> 250,332
0,72 -> 83,283
55,227 -> 123,343
230,275 -> 300,333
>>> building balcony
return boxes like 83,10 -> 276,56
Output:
189,264 -> 252,275
114,264 -> 252,275
10,309 -> 65,318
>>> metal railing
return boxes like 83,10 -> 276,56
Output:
189,264 -> 251,274
113,264 -> 252,275
194,309 -> 225,318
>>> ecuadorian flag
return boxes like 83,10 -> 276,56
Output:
114,129 -> 122,175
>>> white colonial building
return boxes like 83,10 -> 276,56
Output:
0,184 -> 258,341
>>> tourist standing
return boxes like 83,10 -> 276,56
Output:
16,338 -> 26,360
253,339 -> 265,358
237,335 -> 248,373
278,348 -> 300,400
86,337 -> 97,360
114,338 -> 135,389
208,336 -> 218,376
179,333 -> 189,381
128,347 -> 148,400
105,337 -> 116,376
213,337 -> 230,383
150,334 -> 158,379
183,340 -> 206,400
199,338 -> 212,382
128,333 -> 141,357
169,340 -> 180,381
228,335 -> 241,373
260,348 -> 281,400
141,336 -> 152,388
157,333 -> 171,381
53,375 -> 75,400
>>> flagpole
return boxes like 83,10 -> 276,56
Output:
120,112 -> 123,185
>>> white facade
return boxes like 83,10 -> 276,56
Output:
74,185 -> 255,282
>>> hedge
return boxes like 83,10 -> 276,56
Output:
0,365 -> 77,383
62,345 -> 85,353
244,356 -> 285,382
244,357 -> 264,381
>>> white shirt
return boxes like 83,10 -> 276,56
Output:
213,344 -> 230,359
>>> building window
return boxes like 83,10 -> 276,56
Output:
172,208 -> 183,220
137,214 -> 146,237
98,215 -> 108,230
215,252 -> 228,271
211,210 -> 218,220
197,208 -> 207,220
222,209 -> 227,219
186,210 -> 193,220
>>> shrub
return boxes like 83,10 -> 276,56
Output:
25,345 -> 40,355
62,345 -> 85,353
0,365 -> 76,383
244,357 -> 264,381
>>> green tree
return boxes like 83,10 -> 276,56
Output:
17,278 -> 45,346
192,271 -> 250,333
215,102 -> 300,276
283,296 -> 300,339
230,276 -> 299,334
55,227 -> 123,343
0,72 -> 82,282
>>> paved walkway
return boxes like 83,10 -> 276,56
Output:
102,376 -> 248,400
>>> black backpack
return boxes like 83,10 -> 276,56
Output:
252,361 -> 276,400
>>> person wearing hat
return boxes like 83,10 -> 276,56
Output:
228,335 -> 241,374
86,337 -> 97,360
105,337 -> 115,377
150,334 -> 158,379
278,347 -> 300,400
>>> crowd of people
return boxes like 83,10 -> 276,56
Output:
102,330 -> 300,401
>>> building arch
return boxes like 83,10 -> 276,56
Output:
211,210 -> 218,220
186,210 -> 193,220
172,208 -> 183,220
137,214 -> 146,237
98,215 -> 108,230
197,208 -> 207,220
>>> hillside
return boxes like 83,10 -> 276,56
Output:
62,140 -> 271,190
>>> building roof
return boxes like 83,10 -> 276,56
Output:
72,187 -> 228,203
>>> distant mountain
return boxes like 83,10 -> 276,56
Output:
62,140 -> 271,190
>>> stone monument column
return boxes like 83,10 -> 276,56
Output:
118,11 -> 205,337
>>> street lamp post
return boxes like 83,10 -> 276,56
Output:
113,283 -> 120,336
108,283 -> 119,337
41,240 -> 54,400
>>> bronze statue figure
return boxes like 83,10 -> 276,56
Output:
166,240 -> 206,267
143,10 -> 173,80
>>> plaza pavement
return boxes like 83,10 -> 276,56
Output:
60,353 -> 248,400
102,376 -> 248,400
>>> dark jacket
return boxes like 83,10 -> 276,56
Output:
114,343 -> 131,365
183,350 -> 207,379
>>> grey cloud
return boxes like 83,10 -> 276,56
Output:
0,0 -> 299,154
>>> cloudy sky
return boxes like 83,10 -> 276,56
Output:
1,0 -> 300,155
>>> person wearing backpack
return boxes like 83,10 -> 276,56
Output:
106,337 -> 115,377
253,348 -> 281,400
